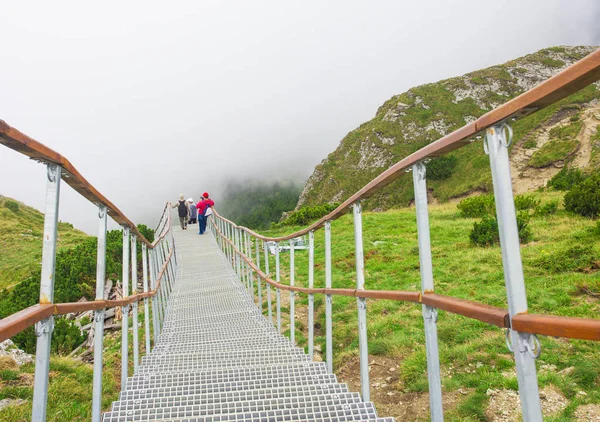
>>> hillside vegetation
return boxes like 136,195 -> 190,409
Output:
219,181 -> 303,229
0,196 -> 89,290
260,191 -> 600,420
298,46 -> 600,211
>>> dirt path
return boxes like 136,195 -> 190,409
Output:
510,104 -> 600,194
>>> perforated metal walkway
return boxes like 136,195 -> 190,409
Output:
103,228 -> 394,421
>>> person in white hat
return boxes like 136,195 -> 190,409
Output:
188,198 -> 198,225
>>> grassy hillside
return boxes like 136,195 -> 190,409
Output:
0,195 -> 89,290
298,46 -> 600,211
0,315 -> 152,421
260,191 -> 600,420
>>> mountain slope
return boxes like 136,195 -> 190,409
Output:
298,46 -> 599,210
0,195 -> 89,290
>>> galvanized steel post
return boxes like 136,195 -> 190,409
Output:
31,163 -> 61,422
149,249 -> 160,338
486,124 -> 543,421
308,230 -> 315,359
131,235 -> 139,371
325,220 -> 333,374
290,238 -> 295,345
142,244 -> 151,352
121,226 -> 130,389
276,242 -> 281,333
413,162 -> 444,421
91,205 -> 107,422
255,237 -> 262,313
264,241 -> 272,322
353,202 -> 370,402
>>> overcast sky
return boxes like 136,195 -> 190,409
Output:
1,1 -> 599,234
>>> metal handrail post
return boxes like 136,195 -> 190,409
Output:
264,242 -> 272,323
308,230 -> 315,359
142,244 -> 151,352
91,206 -> 107,422
290,238 -> 295,345
325,220 -> 333,373
149,249 -> 160,338
131,235 -> 139,371
31,163 -> 61,422
247,232 -> 254,300
486,124 -> 543,420
276,242 -> 281,333
121,226 -> 130,389
413,162 -> 443,421
255,237 -> 262,313
353,202 -> 370,402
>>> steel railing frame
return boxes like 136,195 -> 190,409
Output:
209,48 -> 600,422
0,120 -> 178,421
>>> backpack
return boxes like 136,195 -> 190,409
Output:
177,200 -> 188,217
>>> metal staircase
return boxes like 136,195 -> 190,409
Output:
102,228 -> 394,421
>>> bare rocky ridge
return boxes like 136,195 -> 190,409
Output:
297,46 -> 599,210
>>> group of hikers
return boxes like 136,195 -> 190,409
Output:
174,192 -> 214,234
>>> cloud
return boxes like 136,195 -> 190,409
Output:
1,0 -> 598,233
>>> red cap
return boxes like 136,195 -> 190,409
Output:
203,192 -> 209,198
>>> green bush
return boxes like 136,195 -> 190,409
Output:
0,224 -> 154,353
513,194 -> 540,213
547,167 -> 586,191
535,201 -> 559,217
51,317 -> 86,355
458,193 -> 538,219
470,212 -> 532,247
426,155 -> 457,180
564,174 -> 600,218
458,194 -> 495,218
4,200 -> 19,213
274,203 -> 340,228
469,216 -> 498,246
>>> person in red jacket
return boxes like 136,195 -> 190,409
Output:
197,192 -> 215,234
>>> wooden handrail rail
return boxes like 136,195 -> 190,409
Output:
214,48 -> 600,242
0,121 -> 167,248
213,213 -> 600,341
0,246 -> 174,343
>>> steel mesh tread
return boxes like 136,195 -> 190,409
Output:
103,401 -> 381,422
107,392 -> 363,420
119,374 -> 340,401
113,383 -> 350,410
125,363 -> 331,391
103,228 -> 394,421
141,347 -> 306,364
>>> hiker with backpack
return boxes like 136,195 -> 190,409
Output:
173,194 -> 189,230
196,192 -> 215,235
188,198 -> 198,224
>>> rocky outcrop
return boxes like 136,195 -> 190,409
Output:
297,46 -> 599,210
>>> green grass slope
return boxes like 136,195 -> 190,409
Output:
260,191 -> 600,420
0,196 -> 89,290
298,46 -> 600,211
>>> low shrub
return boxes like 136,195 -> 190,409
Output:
426,155 -> 457,180
564,173 -> 600,218
514,194 -> 540,213
470,212 -> 532,247
51,317 -> 86,355
535,200 -> 559,217
457,194 -> 495,218
469,216 -> 498,246
274,203 -> 340,228
4,200 -> 19,213
547,167 -> 586,191
458,193 -> 538,218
